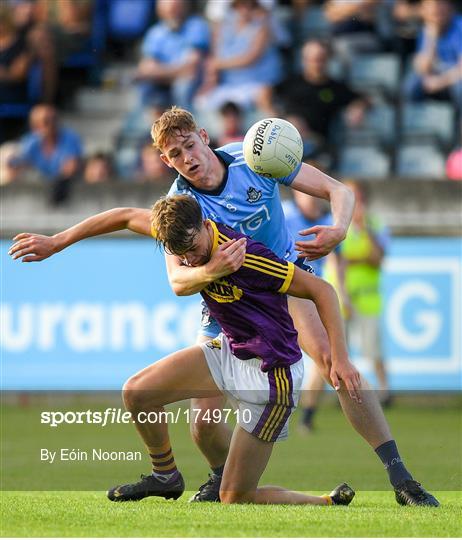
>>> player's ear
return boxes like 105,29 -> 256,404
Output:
160,153 -> 174,168
198,128 -> 209,146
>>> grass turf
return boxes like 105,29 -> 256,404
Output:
1,394 -> 461,536
2,490 -> 461,537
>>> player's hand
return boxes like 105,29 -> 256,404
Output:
8,233 -> 58,262
330,361 -> 362,403
295,225 -> 346,260
205,237 -> 247,280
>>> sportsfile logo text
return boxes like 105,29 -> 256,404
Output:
40,407 -> 252,427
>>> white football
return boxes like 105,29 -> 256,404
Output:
243,118 -> 303,178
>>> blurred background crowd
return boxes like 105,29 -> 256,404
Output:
1,0 -> 461,198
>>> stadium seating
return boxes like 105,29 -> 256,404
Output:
342,104 -> 396,147
397,143 -> 447,178
401,101 -> 456,149
0,62 -> 42,119
298,6 -> 331,39
106,0 -> 156,41
338,144 -> 391,179
348,54 -> 400,100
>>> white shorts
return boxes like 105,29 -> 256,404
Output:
200,334 -> 304,442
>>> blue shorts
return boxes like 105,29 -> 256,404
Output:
198,259 -> 316,338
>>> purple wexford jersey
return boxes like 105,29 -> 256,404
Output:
202,221 -> 302,371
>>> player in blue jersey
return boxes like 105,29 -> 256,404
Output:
106,194 -> 356,505
9,107 -> 439,507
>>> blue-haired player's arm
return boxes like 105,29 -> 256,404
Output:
278,163 -> 355,261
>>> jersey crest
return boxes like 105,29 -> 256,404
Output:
204,279 -> 243,303
246,187 -> 262,203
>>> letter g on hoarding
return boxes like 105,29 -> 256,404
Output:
387,281 -> 442,351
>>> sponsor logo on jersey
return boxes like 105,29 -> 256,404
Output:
204,279 -> 243,303
206,338 -> 222,350
246,187 -> 262,203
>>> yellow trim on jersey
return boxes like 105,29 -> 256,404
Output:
278,262 -> 295,294
150,223 -> 157,239
208,220 -> 220,254
245,253 -> 289,271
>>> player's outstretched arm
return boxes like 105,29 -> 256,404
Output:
287,266 -> 361,402
165,238 -> 247,296
9,207 -> 151,262
290,164 -> 355,260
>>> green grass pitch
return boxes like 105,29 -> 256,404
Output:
1,394 -> 461,537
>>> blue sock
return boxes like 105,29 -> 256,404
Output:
375,440 -> 413,488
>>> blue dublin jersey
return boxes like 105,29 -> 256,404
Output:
167,142 -> 301,261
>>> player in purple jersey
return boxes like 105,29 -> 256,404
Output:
9,108 -> 439,507
105,194 -> 356,505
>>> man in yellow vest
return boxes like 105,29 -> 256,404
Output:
336,180 -> 391,405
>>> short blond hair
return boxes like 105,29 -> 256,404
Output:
151,195 -> 203,255
151,106 -> 198,151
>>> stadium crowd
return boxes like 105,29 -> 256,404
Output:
1,0 -> 461,197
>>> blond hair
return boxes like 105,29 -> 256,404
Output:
151,106 -> 198,151
151,195 -> 203,255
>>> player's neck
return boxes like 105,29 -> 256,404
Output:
196,150 -> 226,191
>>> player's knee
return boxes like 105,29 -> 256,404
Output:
190,414 -> 219,442
122,375 -> 148,412
219,489 -> 253,504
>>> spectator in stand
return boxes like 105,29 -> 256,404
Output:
7,104 -> 83,203
323,0 -> 383,65
0,5 -> 32,142
195,0 -> 283,113
271,40 -> 369,148
26,0 -> 94,103
134,0 -> 210,111
136,142 -> 175,185
216,101 -> 245,147
405,0 -> 462,108
83,152 -> 113,184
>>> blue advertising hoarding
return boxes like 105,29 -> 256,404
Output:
1,237 -> 461,390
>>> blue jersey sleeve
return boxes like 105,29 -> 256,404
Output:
274,161 -> 302,186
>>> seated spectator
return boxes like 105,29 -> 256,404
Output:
83,152 -> 113,184
136,142 -> 175,184
405,0 -> 462,108
27,0 -> 94,103
324,0 -> 383,64
8,104 -> 83,203
134,0 -> 210,111
216,101 -> 245,147
0,5 -> 32,142
195,0 -> 283,113
271,40 -> 369,147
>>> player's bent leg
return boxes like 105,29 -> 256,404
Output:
220,426 -> 354,506
189,334 -> 233,503
108,346 -> 222,503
